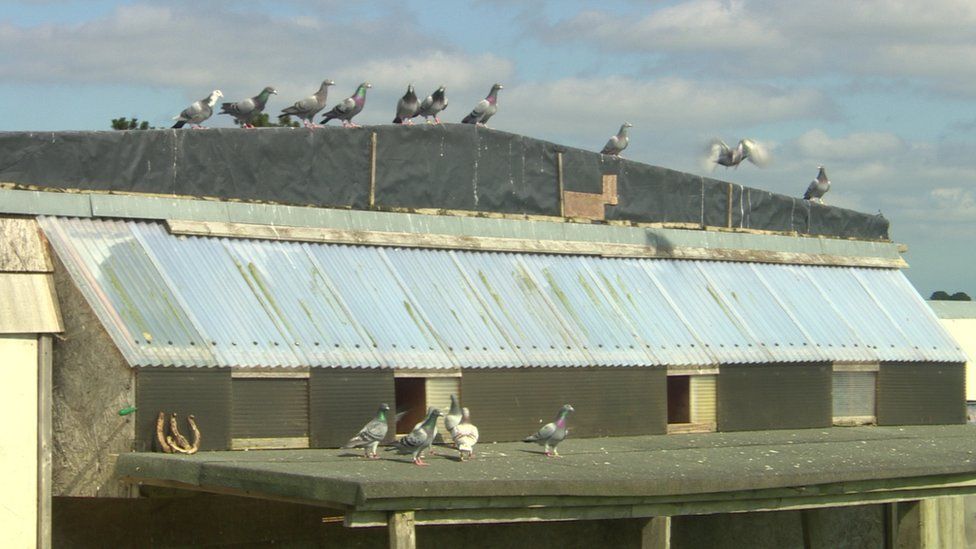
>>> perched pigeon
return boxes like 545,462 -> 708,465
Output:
461,83 -> 503,125
452,408 -> 479,462
342,403 -> 391,458
172,90 -> 223,129
803,166 -> 831,204
523,404 -> 574,457
390,408 -> 443,465
444,394 -> 463,436
220,86 -> 277,128
279,80 -> 334,128
417,86 -> 448,124
704,138 -> 770,170
601,122 -> 633,156
321,82 -> 372,127
393,84 -> 420,124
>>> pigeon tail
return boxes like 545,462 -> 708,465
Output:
171,120 -> 187,129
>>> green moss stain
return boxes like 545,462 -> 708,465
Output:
103,263 -> 151,335
478,270 -> 505,311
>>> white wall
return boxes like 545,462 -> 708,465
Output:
938,318 -> 976,402
0,335 -> 38,548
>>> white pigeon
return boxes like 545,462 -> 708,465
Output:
803,166 -> 831,204
452,408 -> 479,461
703,138 -> 770,170
172,90 -> 223,129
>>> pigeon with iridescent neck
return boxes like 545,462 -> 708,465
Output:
220,86 -> 277,128
417,86 -> 448,124
172,90 -> 223,129
600,122 -> 632,156
393,84 -> 420,124
461,83 -> 503,125
321,82 -> 372,127
390,408 -> 443,465
803,166 -> 831,204
523,404 -> 574,457
704,138 -> 770,170
280,80 -> 334,128
342,403 -> 390,458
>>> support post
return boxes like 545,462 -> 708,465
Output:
388,511 -> 416,549
369,132 -> 378,208
727,182 -> 733,228
557,152 -> 565,217
37,335 -> 53,549
641,516 -> 670,549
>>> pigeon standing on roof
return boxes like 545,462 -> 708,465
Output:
704,138 -> 770,170
171,90 -> 223,129
600,123 -> 633,156
461,83 -> 503,126
803,166 -> 831,204
452,408 -> 479,461
417,86 -> 448,124
390,408 -> 443,465
523,404 -> 574,457
393,84 -> 420,124
220,86 -> 277,128
279,80 -> 334,128
444,394 -> 463,436
342,403 -> 391,459
321,82 -> 372,127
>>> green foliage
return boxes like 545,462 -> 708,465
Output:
235,112 -> 300,128
111,117 -> 153,130
930,291 -> 972,301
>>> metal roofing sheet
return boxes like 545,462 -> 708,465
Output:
39,217 -> 966,368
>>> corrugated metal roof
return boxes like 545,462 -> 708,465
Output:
38,216 -> 966,368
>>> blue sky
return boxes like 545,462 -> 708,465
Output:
1,0 -> 974,297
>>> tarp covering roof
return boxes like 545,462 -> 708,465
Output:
39,216 -> 963,368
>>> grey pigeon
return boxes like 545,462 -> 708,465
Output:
342,403 -> 390,458
172,90 -> 223,129
704,138 -> 770,170
393,84 -> 420,124
523,404 -> 574,457
444,394 -> 463,436
321,82 -> 372,127
461,83 -> 503,125
220,86 -> 277,128
452,408 -> 479,461
279,80 -> 334,128
390,408 -> 443,465
803,166 -> 831,204
416,86 -> 448,124
600,122 -> 633,156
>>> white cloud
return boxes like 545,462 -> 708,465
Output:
793,129 -> 906,161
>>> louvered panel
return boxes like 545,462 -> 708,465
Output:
717,363 -> 831,431
425,376 -> 461,437
832,371 -> 876,419
877,362 -> 965,425
232,378 -> 309,440
308,369 -> 395,447
690,375 -> 716,424
135,367 -> 231,451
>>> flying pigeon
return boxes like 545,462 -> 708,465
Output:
390,408 -> 443,466
279,80 -> 334,128
220,86 -> 277,128
803,166 -> 831,204
342,403 -> 391,458
452,408 -> 479,461
704,138 -> 770,170
393,84 -> 420,124
600,122 -> 633,156
461,83 -> 503,126
523,404 -> 574,457
444,394 -> 463,436
172,90 -> 223,129
321,82 -> 372,127
417,86 -> 448,124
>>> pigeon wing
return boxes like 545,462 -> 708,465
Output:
525,421 -> 556,442
462,99 -> 490,123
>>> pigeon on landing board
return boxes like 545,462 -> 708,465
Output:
601,122 -> 633,156
417,86 -> 448,124
704,138 -> 770,170
444,394 -> 463,436
804,166 -> 831,204
393,84 -> 420,124
461,83 -> 503,125
452,407 -> 479,461
321,82 -> 372,127
342,403 -> 391,459
523,404 -> 574,457
172,90 -> 223,129
279,80 -> 334,128
390,408 -> 443,465
220,86 -> 277,128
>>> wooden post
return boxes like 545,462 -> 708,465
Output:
641,516 -> 670,549
388,511 -> 416,549
37,335 -> 52,549
369,132 -> 378,208
727,182 -> 733,228
557,152 -> 565,217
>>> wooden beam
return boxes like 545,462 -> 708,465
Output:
642,517 -> 671,549
388,511 -> 416,549
36,335 -> 52,549
556,152 -> 565,218
369,132 -> 378,208
230,437 -> 310,450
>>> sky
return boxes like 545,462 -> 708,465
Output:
1,0 -> 974,298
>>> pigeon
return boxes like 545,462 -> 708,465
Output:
461,83 -> 503,125
452,408 -> 479,461
416,86 -> 448,124
393,84 -> 420,124
704,138 -> 770,170
523,404 -> 574,457
342,403 -> 391,458
172,90 -> 223,129
390,408 -> 443,465
220,86 -> 277,128
803,166 -> 831,204
444,394 -> 463,436
321,82 -> 372,127
279,80 -> 334,128
600,122 -> 633,156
